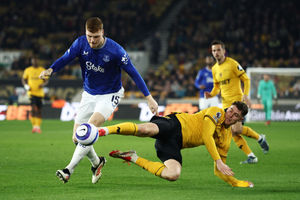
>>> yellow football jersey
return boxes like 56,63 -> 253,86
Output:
175,107 -> 232,161
23,66 -> 46,97
210,57 -> 250,109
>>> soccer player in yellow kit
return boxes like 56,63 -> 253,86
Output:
98,101 -> 254,187
22,57 -> 48,133
205,40 -> 269,164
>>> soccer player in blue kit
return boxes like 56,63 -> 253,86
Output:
39,17 -> 158,184
194,55 -> 220,110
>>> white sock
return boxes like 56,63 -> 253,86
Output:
99,127 -> 109,136
257,135 -> 262,141
66,143 -> 91,174
131,153 -> 138,163
87,145 -> 100,168
247,152 -> 256,157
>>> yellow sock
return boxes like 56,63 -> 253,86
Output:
36,117 -> 42,127
242,126 -> 260,140
107,122 -> 138,135
135,157 -> 165,176
31,117 -> 36,127
233,134 -> 252,155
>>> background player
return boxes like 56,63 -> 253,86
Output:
194,55 -> 220,110
205,40 -> 269,163
99,101 -> 254,187
39,17 -> 158,184
22,56 -> 48,133
257,74 -> 277,125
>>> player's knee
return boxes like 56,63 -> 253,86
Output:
138,123 -> 158,136
163,167 -> 181,181
165,172 -> 180,181
231,127 -> 242,135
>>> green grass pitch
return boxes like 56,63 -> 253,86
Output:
1,120 -> 300,200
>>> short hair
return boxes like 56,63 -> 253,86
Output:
86,17 -> 103,33
211,40 -> 225,49
232,101 -> 248,117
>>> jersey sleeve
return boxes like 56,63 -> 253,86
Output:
214,156 -> 244,186
202,107 -> 224,161
202,117 -> 221,161
23,68 -> 29,79
194,70 -> 203,89
239,73 -> 250,95
257,80 -> 263,98
271,81 -> 277,98
50,38 -> 81,72
118,49 -> 150,97
210,67 -> 220,96
232,59 -> 245,77
231,60 -> 250,95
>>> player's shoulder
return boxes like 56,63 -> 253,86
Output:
71,35 -> 87,49
104,37 -> 126,55
38,66 -> 46,71
77,35 -> 86,42
203,107 -> 225,124
24,66 -> 34,71
225,57 -> 239,65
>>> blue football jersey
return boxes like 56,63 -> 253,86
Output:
49,36 -> 150,96
194,67 -> 214,98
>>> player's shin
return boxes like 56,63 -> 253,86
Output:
232,134 -> 252,155
135,157 -> 165,177
242,126 -> 260,140
105,122 -> 138,135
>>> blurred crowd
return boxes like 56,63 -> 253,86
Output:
1,0 -> 299,101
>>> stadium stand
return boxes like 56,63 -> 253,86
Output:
0,0 -> 299,102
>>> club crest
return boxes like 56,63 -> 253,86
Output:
103,55 -> 110,62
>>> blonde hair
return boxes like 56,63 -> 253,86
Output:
86,17 -> 103,33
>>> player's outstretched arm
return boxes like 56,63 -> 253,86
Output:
39,68 -> 53,80
214,158 -> 254,187
242,94 -> 251,107
215,159 -> 234,176
146,95 -> 158,115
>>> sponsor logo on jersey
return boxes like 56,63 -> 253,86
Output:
83,51 -> 89,55
220,79 -> 230,85
86,61 -> 104,73
103,54 -> 110,62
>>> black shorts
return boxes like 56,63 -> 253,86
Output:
30,95 -> 43,109
150,114 -> 183,164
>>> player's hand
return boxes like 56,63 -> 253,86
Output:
39,68 -> 53,80
216,159 -> 234,176
199,85 -> 206,89
72,132 -> 78,143
24,84 -> 30,91
242,94 -> 251,107
204,92 -> 212,99
146,95 -> 158,115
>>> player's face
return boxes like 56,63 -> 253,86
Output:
211,44 -> 225,62
31,58 -> 38,67
86,29 -> 104,48
224,105 -> 243,126
263,74 -> 270,81
205,56 -> 214,67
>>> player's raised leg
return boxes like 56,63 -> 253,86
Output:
99,122 -> 159,137
231,122 -> 258,164
109,150 -> 181,181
